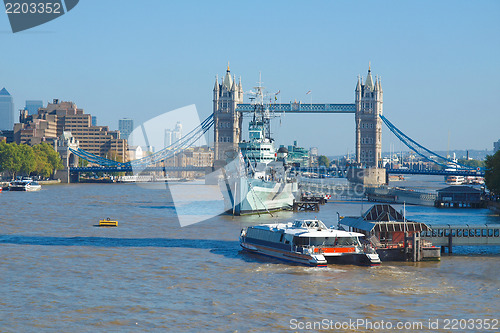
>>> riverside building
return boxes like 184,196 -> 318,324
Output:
14,99 -> 128,162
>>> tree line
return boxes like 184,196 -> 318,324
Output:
485,150 -> 500,195
0,142 -> 63,179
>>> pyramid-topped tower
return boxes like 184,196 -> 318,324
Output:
213,64 -> 243,162
355,65 -> 383,167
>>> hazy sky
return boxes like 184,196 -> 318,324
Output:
1,0 -> 499,155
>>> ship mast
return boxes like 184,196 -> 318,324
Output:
247,72 -> 272,141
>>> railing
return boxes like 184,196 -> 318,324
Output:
421,224 -> 500,246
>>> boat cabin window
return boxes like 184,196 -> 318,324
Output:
292,220 -> 326,229
249,130 -> 262,140
293,236 -> 309,246
293,236 -> 359,247
336,237 -> 359,246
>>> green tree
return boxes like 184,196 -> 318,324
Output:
17,144 -> 36,176
36,143 -> 63,175
458,158 -> 485,169
33,144 -> 53,178
0,142 -> 20,178
78,158 -> 88,167
0,142 -> 63,179
0,143 -> 19,177
485,151 -> 500,195
318,155 -> 330,168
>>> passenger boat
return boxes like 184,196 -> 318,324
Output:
445,175 -> 465,185
8,178 -> 42,191
240,219 -> 381,266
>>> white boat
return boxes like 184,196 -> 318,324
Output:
9,178 -> 42,191
219,78 -> 297,215
240,219 -> 381,267
445,175 -> 465,185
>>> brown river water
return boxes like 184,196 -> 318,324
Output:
0,179 -> 498,332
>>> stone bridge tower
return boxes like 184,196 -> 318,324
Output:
213,65 -> 243,163
355,65 -> 383,167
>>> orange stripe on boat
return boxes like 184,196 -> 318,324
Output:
315,247 -> 355,253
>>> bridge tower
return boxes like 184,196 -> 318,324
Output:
355,65 -> 383,167
213,64 -> 243,163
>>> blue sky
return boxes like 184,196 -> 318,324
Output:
1,0 -> 499,155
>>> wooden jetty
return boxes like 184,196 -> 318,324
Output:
293,201 -> 320,212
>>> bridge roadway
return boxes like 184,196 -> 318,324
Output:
235,103 -> 356,113
421,224 -> 500,252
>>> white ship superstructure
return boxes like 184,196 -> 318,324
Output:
219,76 -> 297,215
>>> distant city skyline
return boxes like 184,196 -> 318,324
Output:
1,1 -> 499,155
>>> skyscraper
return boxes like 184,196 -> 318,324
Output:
164,121 -> 182,148
118,118 -> 134,144
25,100 -> 43,116
0,88 -> 14,131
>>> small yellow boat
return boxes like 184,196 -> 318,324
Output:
99,218 -> 118,227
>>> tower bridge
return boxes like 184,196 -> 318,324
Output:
67,64 -> 483,181
214,64 -> 382,167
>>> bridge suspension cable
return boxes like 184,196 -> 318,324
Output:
380,115 -> 476,170
70,113 -> 214,168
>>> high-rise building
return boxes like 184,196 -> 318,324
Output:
164,129 -> 172,148
213,65 -> 243,161
118,118 -> 133,144
91,116 -> 97,126
494,139 -> 500,153
355,65 -> 383,167
25,100 -> 43,116
14,99 -> 128,161
164,121 -> 182,148
0,88 -> 14,131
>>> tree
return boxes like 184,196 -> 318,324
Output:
33,144 -> 53,178
485,151 -> 500,195
0,142 -> 63,179
78,158 -> 88,167
36,143 -> 63,175
318,155 -> 330,168
458,158 -> 485,169
0,142 -> 20,178
17,144 -> 36,176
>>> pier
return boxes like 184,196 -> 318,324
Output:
434,186 -> 485,208
292,201 -> 319,212
422,224 -> 500,253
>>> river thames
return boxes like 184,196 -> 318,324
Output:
0,178 -> 499,332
